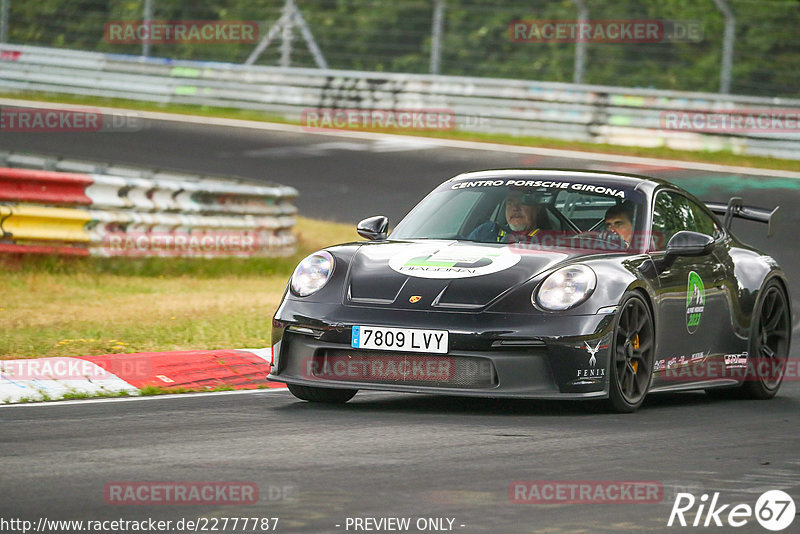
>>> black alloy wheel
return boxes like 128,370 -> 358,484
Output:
742,281 -> 791,399
607,292 -> 655,413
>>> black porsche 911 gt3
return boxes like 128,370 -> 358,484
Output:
268,170 -> 791,412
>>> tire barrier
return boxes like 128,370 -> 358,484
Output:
1,44 -> 799,159
0,154 -> 298,257
0,167 -> 93,205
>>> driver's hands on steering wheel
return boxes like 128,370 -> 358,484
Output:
596,229 -> 628,250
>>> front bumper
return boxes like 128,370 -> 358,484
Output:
268,302 -> 616,399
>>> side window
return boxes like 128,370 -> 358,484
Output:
688,198 -> 723,239
651,191 -> 696,250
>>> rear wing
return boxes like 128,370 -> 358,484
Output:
705,197 -> 779,237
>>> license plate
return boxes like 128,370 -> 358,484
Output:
351,326 -> 449,354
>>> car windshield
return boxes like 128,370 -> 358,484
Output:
390,176 -> 648,253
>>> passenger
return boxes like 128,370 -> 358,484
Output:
603,202 -> 635,248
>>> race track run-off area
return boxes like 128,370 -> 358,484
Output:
1,111 -> 798,533
0,349 -> 280,403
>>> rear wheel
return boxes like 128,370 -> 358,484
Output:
706,281 -> 791,400
606,293 -> 655,413
742,281 -> 791,399
287,383 -> 357,404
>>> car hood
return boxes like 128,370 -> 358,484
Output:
343,240 -> 575,310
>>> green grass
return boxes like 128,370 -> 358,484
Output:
60,388 -> 133,401
6,387 -> 135,404
1,253 -> 302,278
0,216 -> 360,359
3,90 -> 800,172
139,384 -> 237,396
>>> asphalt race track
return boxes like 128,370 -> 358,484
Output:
1,114 -> 799,533
2,386 -> 799,533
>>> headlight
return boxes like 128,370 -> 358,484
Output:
534,265 -> 596,311
290,251 -> 334,297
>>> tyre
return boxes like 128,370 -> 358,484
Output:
741,280 -> 791,399
287,383 -> 357,404
606,292 -> 656,413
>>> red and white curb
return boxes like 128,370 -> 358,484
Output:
0,348 -> 284,404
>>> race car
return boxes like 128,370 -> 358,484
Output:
268,170 -> 791,412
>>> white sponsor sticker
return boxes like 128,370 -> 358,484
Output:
388,244 -> 520,279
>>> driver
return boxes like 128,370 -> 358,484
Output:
603,202 -> 635,248
468,191 -> 541,243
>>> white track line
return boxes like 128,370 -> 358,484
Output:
2,97 -> 799,179
0,387 -> 288,409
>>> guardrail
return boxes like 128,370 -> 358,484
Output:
0,151 -> 298,257
1,44 -> 799,159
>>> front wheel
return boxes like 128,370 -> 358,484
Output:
287,383 -> 357,404
606,292 -> 655,413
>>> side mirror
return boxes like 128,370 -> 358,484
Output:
659,230 -> 715,271
357,216 -> 389,241
666,230 -> 715,257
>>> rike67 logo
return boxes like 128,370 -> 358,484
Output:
668,490 -> 795,531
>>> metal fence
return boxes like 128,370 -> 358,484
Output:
1,0 -> 799,98
1,44 -> 799,160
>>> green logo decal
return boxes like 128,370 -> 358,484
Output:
686,271 -> 705,334
403,253 -> 496,269
388,245 -> 520,279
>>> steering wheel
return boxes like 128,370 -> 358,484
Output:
541,204 -> 580,234
595,229 -> 628,250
